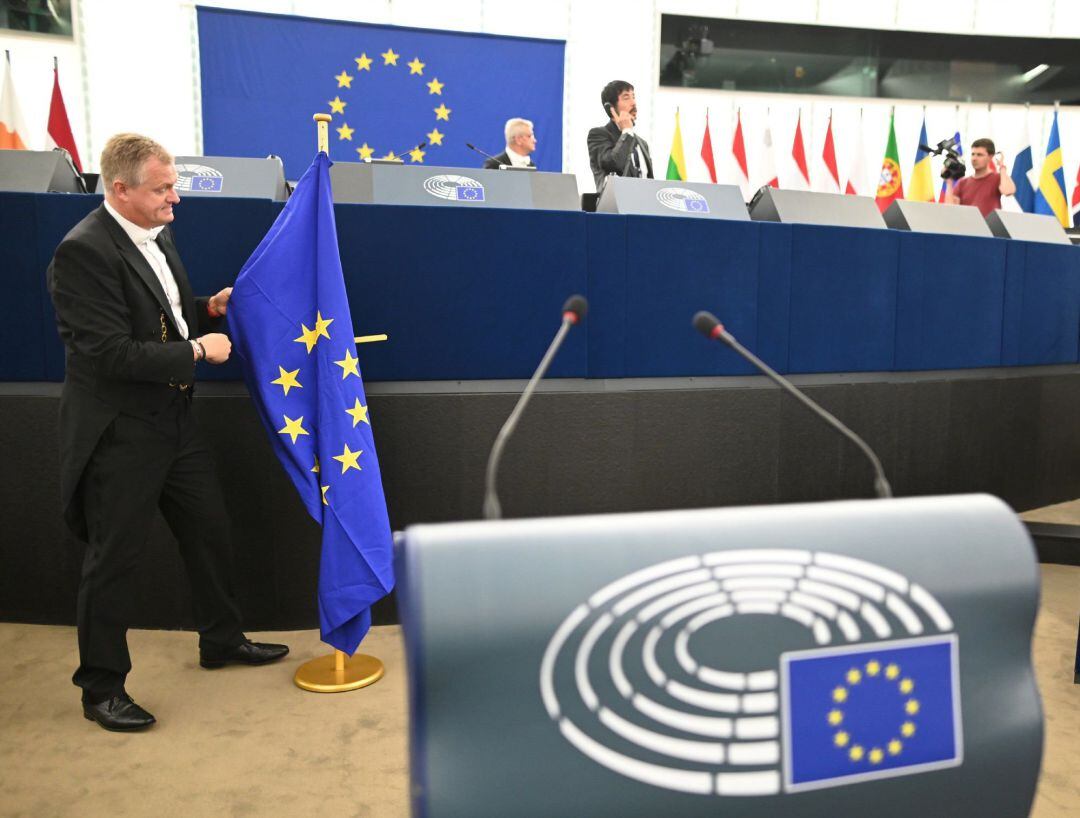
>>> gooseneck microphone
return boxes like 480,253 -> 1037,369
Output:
693,311 -> 893,499
466,142 -> 501,164
483,295 -> 589,520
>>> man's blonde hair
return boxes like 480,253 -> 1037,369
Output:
504,117 -> 534,146
99,133 -> 173,188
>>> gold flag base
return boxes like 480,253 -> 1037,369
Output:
293,650 -> 385,693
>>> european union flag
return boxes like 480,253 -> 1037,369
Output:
781,636 -> 962,792
197,7 -> 565,179
226,152 -> 394,655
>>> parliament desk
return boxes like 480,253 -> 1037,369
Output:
2,193 -> 1079,631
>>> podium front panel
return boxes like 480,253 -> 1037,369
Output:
93,155 -> 288,200
986,210 -> 1072,245
0,150 -> 82,193
749,187 -> 886,229
884,200 -> 993,238
399,495 -> 1041,818
596,177 -> 749,220
330,163 -> 541,209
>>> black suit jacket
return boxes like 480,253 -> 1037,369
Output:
46,204 -> 221,539
587,120 -> 654,188
482,150 -> 535,170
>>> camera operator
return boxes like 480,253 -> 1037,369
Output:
945,138 -> 1016,216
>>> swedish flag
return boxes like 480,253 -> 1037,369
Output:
782,636 -> 961,791
227,152 -> 394,655
1034,111 -> 1069,227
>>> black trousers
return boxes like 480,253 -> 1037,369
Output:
72,392 -> 243,702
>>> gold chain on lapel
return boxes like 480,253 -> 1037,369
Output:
160,310 -> 168,343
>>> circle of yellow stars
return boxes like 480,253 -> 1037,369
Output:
828,659 -> 920,766
271,311 -> 372,507
326,46 -> 449,164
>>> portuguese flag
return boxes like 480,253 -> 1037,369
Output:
666,109 -> 687,181
875,111 -> 904,213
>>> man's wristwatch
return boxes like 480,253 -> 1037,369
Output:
191,338 -> 206,361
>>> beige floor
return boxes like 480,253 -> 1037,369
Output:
1,567 -> 1077,818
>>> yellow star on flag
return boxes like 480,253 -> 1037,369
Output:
294,323 -> 320,353
355,53 -> 373,71
328,96 -> 346,114
381,48 -> 399,66
332,443 -> 363,474
335,349 -> 360,379
357,143 -> 375,161
321,485 -> 330,505
426,77 -> 444,95
311,456 -> 320,474
271,366 -> 302,396
382,151 -> 399,161
426,127 -> 444,146
314,311 -> 334,340
278,415 -> 309,444
336,122 -> 355,141
345,398 -> 370,427
434,103 -> 451,121
407,57 -> 425,75
335,70 -> 353,88
409,147 -> 426,163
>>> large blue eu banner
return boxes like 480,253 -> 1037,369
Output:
197,8 -> 565,179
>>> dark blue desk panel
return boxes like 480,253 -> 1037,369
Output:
894,232 -> 1010,370
787,225 -> 900,374
3,192 -> 1078,382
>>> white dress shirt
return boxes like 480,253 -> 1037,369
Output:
504,146 -> 533,168
104,200 -> 189,339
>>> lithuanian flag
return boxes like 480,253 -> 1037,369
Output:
666,109 -> 686,181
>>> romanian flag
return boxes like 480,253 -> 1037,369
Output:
1034,111 -> 1069,227
909,115 -> 935,202
666,109 -> 687,181
875,112 -> 904,213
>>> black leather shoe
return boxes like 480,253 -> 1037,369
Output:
200,639 -> 290,669
82,694 -> 156,731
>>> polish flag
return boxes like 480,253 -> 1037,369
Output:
700,109 -> 717,183
845,113 -> 867,196
731,108 -> 750,196
817,112 -> 841,192
790,110 -> 810,190
761,120 -> 779,189
46,61 -> 81,171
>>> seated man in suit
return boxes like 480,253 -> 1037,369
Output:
46,133 -> 289,732
587,80 -> 653,189
482,117 -> 537,169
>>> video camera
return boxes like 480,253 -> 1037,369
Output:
920,137 -> 967,181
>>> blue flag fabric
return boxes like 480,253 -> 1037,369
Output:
1012,143 -> 1036,212
781,636 -> 961,792
197,7 -> 565,180
226,152 -> 394,655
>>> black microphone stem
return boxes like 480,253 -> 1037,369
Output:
483,317 -> 575,520
719,328 -> 893,499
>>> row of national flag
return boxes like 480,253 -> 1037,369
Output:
1,53 -> 83,170
666,107 -> 1080,227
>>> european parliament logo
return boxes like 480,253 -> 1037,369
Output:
540,549 -> 961,797
423,174 -> 485,202
175,163 -> 224,193
656,187 -> 710,214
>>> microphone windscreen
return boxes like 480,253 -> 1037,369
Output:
692,310 -> 720,338
562,294 -> 588,321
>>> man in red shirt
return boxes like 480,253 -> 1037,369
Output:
945,138 -> 1016,216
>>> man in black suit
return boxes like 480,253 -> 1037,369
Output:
587,80 -> 654,189
482,117 -> 537,169
47,133 -> 288,732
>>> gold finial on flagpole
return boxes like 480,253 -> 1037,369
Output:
293,112 -> 387,694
